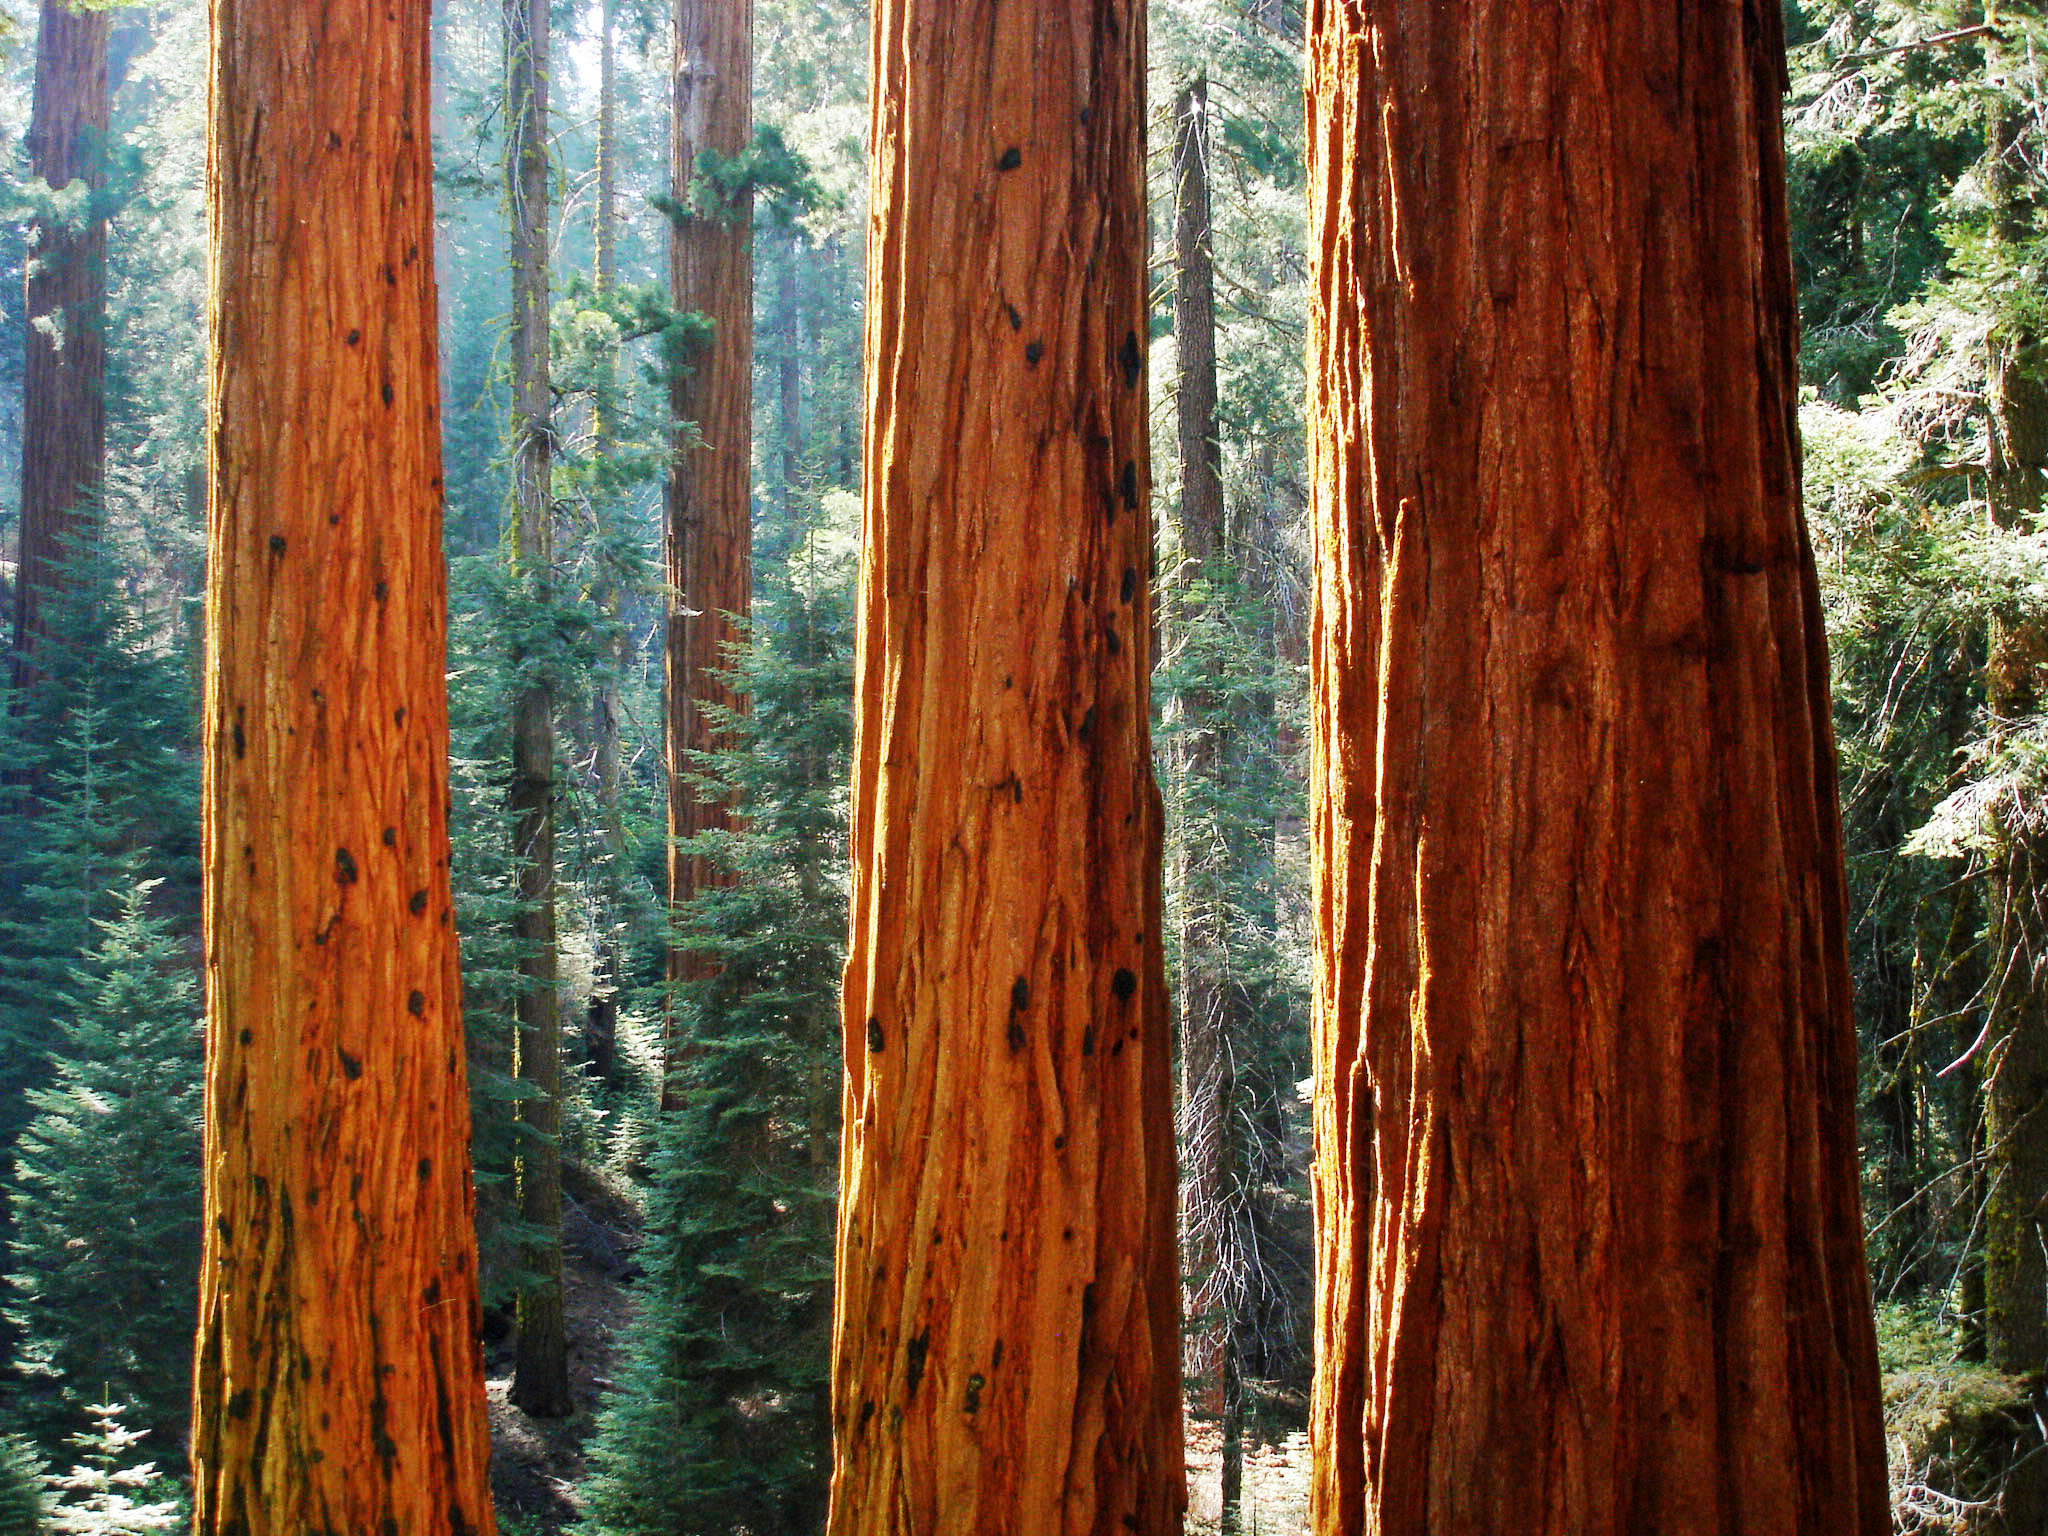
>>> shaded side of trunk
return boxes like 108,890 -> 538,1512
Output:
506,0 -> 571,1420
662,0 -> 754,1111
824,3 -> 1185,1533
192,3 -> 496,1529
1305,5 -> 1888,1533
12,0 -> 109,693
1171,72 -> 1243,1536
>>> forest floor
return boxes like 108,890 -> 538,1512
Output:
1184,1423 -> 1312,1535
485,1168 -> 645,1536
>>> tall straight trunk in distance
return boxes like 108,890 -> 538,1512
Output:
1305,4 -> 1890,1533
1171,71 -> 1246,1536
663,0 -> 754,1111
12,0 -> 109,693
825,2 -> 1184,1532
505,0 -> 572,1420
191,2 -> 496,1528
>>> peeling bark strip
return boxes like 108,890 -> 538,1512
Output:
662,0 -> 755,1109
194,4 -> 496,1532
826,1 -> 1185,1532
1305,5 -> 1889,1534
13,0 -> 109,692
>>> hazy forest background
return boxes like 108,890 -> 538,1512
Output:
0,1 -> 2043,1532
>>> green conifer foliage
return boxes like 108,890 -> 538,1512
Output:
0,1435 -> 48,1536
42,1404 -> 181,1535
3,882 -> 200,1447
582,508 -> 853,1536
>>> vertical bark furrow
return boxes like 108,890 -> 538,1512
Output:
194,4 -> 496,1530
827,3 -> 1184,1534
1306,5 -> 1888,1533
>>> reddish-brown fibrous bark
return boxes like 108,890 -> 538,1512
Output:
825,3 -> 1185,1533
192,4 -> 497,1530
1306,5 -> 1890,1532
12,0 -> 109,692
663,0 -> 755,1109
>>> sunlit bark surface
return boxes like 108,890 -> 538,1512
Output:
193,4 -> 496,1530
826,2 -> 1185,1532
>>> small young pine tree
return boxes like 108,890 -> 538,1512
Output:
581,517 -> 853,1536
4,882 -> 202,1446
42,1404 -> 182,1535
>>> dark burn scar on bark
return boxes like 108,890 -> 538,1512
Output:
964,1372 -> 985,1414
1120,461 -> 1139,510
1121,567 -> 1138,603
408,990 -> 426,1016
269,534 -> 287,555
335,848 -> 358,885
1026,340 -> 1043,366
338,1048 -> 362,1079
868,1016 -> 885,1053
1112,968 -> 1137,1002
1120,330 -> 1142,387
998,147 -> 1021,171
1012,977 -> 1030,1012
410,890 -> 429,915
905,1328 -> 931,1397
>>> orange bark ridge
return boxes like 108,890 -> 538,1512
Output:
193,4 -> 496,1531
1306,5 -> 1890,1533
826,3 -> 1185,1533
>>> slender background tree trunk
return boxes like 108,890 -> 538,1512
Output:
192,2 -> 497,1528
506,0 -> 572,1420
663,0 -> 754,1111
1305,4 -> 1890,1531
825,2 -> 1184,1531
12,0 -> 109,693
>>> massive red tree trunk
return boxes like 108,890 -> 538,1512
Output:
824,4 -> 1184,1533
192,2 -> 496,1530
1305,5 -> 1890,1532
12,0 -> 109,692
663,0 -> 754,1109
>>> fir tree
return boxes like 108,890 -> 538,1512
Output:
3,882 -> 201,1447
581,506 -> 853,1536
43,1404 -> 182,1536
0,1435 -> 48,1536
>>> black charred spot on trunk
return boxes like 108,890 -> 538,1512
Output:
346,329 -> 361,346
991,1338 -> 1004,1372
1082,1025 -> 1096,1056
374,580 -> 390,605
1120,330 -> 1143,387
998,147 -> 1022,171
1025,340 -> 1043,366
216,1215 -> 231,1241
868,1016 -> 885,1054
1012,976 -> 1031,1013
239,1028 -> 253,1045
1106,626 -> 1121,656
1112,1037 -> 1126,1057
858,1398 -> 875,1435
338,1048 -> 362,1080
384,263 -> 398,287
1053,1134 -> 1066,1151
232,717 -> 246,758
1063,1226 -> 1074,1241
1082,1281 -> 1098,1319
327,129 -> 342,149
1121,566 -> 1138,603
905,1328 -> 931,1398
418,1157 -> 433,1182
1120,460 -> 1139,511
1112,968 -> 1138,1002
269,534 -> 288,556
335,848 -> 359,885
227,1388 -> 255,1420
395,707 -> 408,727
1008,1020 -> 1027,1054
964,1372 -> 985,1414
382,826 -> 397,847
410,889 -> 429,915
1078,706 -> 1096,742
1124,1517 -> 1141,1531
381,380 -> 395,406
408,990 -> 427,1016
1004,302 -> 1023,331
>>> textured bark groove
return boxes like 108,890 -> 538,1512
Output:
12,0 -> 109,691
663,0 -> 755,1109
1305,5 -> 1889,1533
194,3 -> 496,1530
825,2 -> 1184,1533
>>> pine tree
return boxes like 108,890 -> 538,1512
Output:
44,1404 -> 181,1535
583,513 -> 852,1536
4,881 -> 199,1447
0,1436 -> 48,1536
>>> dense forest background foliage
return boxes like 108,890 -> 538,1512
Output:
0,0 -> 2042,1531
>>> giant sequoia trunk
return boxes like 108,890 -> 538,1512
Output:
824,2 -> 1184,1532
192,3 -> 496,1529
1304,6 -> 1890,1532
663,0 -> 754,1110
505,0 -> 572,1420
12,0 -> 109,692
